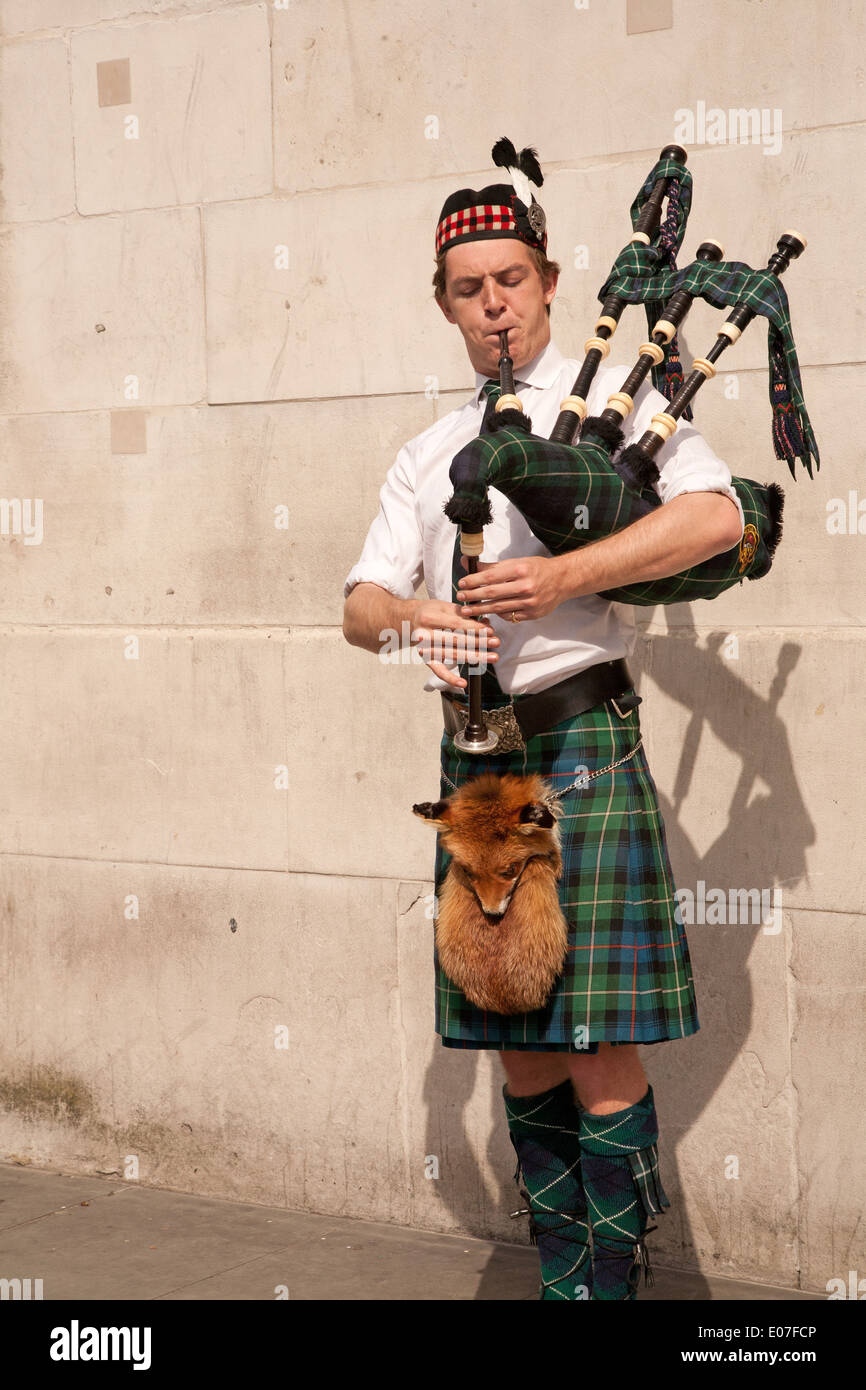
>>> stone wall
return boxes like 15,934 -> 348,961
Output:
0,0 -> 863,1293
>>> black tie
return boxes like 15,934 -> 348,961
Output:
479,377 -> 502,431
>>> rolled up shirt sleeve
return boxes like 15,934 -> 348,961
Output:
343,442 -> 425,600
622,375 -> 745,540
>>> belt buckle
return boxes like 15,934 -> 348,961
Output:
609,690 -> 642,718
451,702 -> 526,754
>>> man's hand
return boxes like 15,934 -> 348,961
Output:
456,555 -> 567,622
342,583 -> 500,689
454,493 -> 743,615
410,598 -> 500,690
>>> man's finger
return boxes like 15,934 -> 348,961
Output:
412,603 -> 496,628
454,599 -> 532,620
411,619 -> 499,640
458,580 -> 526,608
416,637 -> 499,663
447,617 -> 500,637
426,660 -> 468,690
458,560 -> 516,589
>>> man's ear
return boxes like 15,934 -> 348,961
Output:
412,799 -> 451,828
542,267 -> 559,308
437,293 -> 457,325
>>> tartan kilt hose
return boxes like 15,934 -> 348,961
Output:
434,688 -> 700,1051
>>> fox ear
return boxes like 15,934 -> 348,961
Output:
412,799 -> 451,828
518,800 -> 556,831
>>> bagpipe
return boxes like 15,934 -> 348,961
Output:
445,145 -> 820,754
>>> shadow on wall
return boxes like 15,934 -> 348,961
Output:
419,604 -> 815,1298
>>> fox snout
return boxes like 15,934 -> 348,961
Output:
460,865 -> 525,919
413,772 -> 563,921
470,880 -> 515,919
481,899 -> 510,920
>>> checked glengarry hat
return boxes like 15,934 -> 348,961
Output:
435,137 -> 548,257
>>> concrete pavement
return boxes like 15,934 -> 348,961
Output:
0,1162 -> 824,1302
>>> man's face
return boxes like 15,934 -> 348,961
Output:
437,239 -> 558,377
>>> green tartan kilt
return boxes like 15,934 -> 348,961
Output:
434,687 -> 700,1052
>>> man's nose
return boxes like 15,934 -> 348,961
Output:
480,278 -> 506,313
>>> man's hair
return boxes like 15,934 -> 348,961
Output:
432,244 -> 561,316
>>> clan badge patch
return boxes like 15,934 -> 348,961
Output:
738,522 -> 759,573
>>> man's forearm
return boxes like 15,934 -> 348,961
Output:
552,492 -> 743,600
342,582 -> 419,654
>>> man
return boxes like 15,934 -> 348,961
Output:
342,145 -> 743,1300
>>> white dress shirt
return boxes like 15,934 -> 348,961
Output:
343,338 -> 744,696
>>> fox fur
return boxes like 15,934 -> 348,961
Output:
413,772 -> 569,1015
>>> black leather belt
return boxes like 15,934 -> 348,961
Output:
441,657 -> 640,743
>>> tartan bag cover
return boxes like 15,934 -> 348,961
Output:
446,424 -> 783,605
434,692 -> 700,1050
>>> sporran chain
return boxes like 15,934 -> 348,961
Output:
442,732 -> 644,800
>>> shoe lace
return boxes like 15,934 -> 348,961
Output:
508,1154 -> 660,1296
591,1225 -> 660,1290
511,1165 -> 659,1291
510,1186 -> 593,1297
509,1186 -> 591,1242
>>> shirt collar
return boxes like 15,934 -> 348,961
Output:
472,338 -> 566,405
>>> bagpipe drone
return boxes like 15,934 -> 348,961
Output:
445,144 -> 820,754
